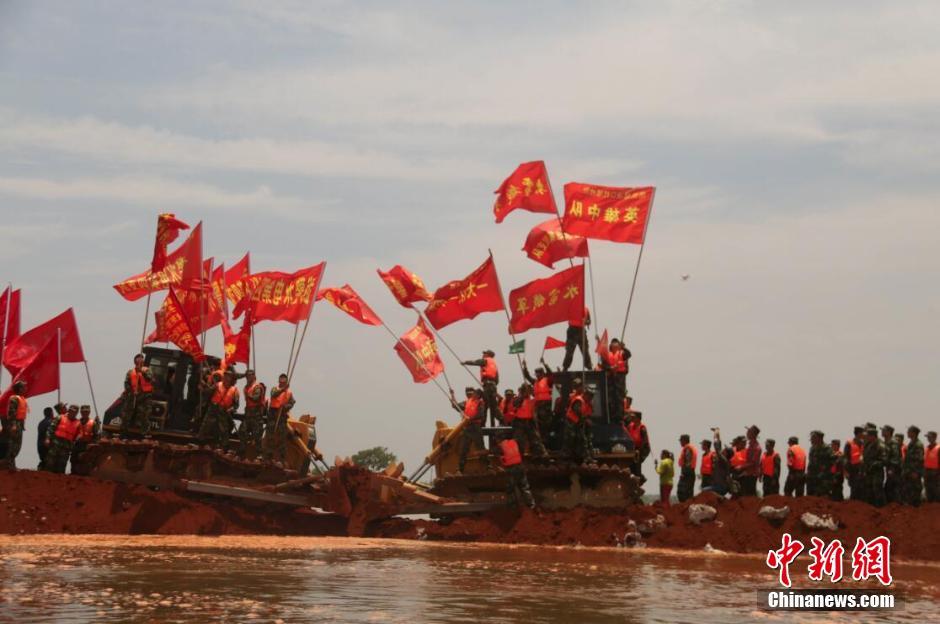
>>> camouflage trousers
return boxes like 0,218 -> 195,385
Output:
866,469 -> 886,507
847,469 -> 866,501
121,392 -> 152,436
70,441 -> 88,473
807,474 -> 833,499
262,410 -> 289,463
676,470 -> 695,502
1,419 -> 23,467
44,437 -> 73,474
238,408 -> 265,458
883,468 -> 902,504
535,402 -> 554,447
923,469 -> 939,503
831,474 -> 844,502
564,420 -> 592,464
762,475 -> 780,497
902,472 -> 923,506
784,471 -> 805,497
199,405 -> 233,449
482,381 -> 503,425
458,421 -> 487,473
505,465 -> 535,509
512,419 -> 547,458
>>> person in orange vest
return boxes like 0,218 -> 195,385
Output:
199,370 -> 240,450
562,306 -> 591,372
699,439 -> 716,489
739,425 -> 762,496
600,338 -> 629,422
451,387 -> 489,473
924,430 -> 938,503
564,381 -> 595,465
1,380 -> 29,470
676,434 -> 697,502
495,435 -> 535,509
901,425 -> 924,506
522,362 -> 556,447
238,369 -> 267,459
626,411 -> 651,481
121,353 -> 154,438
829,439 -> 844,501
511,384 -> 547,458
500,389 -> 517,426
784,436 -> 807,497
43,404 -> 82,474
262,373 -> 296,465
844,426 -> 865,501
462,350 -> 503,426
728,436 -> 748,496
761,439 -> 781,497
70,405 -> 99,473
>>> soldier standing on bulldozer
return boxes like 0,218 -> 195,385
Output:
600,338 -> 628,423
238,369 -> 266,458
450,387 -> 489,474
462,350 -> 503,425
564,381 -> 594,465
200,370 -> 239,450
511,383 -> 547,458
263,373 -> 295,465
522,361 -> 555,446
121,353 -> 153,438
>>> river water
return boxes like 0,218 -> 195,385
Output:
0,536 -> 936,623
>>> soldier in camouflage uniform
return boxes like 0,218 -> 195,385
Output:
2,381 -> 29,469
862,424 -> 886,507
806,430 -> 835,499
199,371 -> 239,450
564,385 -> 595,465
263,374 -> 295,465
44,405 -> 82,474
881,425 -> 902,504
238,370 -> 267,458
902,425 -> 924,506
829,439 -> 844,501
120,353 -> 153,437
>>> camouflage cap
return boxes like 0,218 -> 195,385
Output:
908,425 -> 920,434
810,430 -> 824,437
881,424 -> 894,434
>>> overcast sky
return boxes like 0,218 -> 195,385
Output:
1,1 -> 938,474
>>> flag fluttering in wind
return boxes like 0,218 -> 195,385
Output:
236,263 -> 325,325
114,221 -> 203,301
2,308 -> 84,376
493,161 -> 557,223
221,315 -> 251,367
377,265 -> 431,308
317,285 -> 382,327
424,256 -> 505,330
562,183 -> 654,244
0,287 -> 21,345
543,336 -> 566,351
0,335 -> 60,415
522,218 -> 589,268
223,253 -> 251,307
394,318 -> 444,384
508,339 -> 526,355
151,213 -> 190,273
146,288 -> 205,361
508,264 -> 585,334
596,328 -> 609,361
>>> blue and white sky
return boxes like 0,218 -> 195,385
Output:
2,1 -> 938,471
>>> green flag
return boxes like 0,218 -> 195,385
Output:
509,339 -> 525,354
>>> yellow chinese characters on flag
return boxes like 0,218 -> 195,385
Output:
240,263 -> 326,325
146,288 -> 205,362
508,264 -> 584,334
394,318 -> 444,384
562,183 -> 654,244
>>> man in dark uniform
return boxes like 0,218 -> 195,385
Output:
200,371 -> 239,450
36,406 -> 55,470
2,381 -> 29,469
511,384 -> 547,458
238,369 -> 266,458
564,381 -> 594,465
263,373 -> 295,465
121,353 -> 153,438
600,338 -> 628,423
830,439 -> 844,501
451,387 -> 489,473
881,425 -> 902,504
562,307 -> 591,371
495,434 -> 535,509
784,436 -> 806,497
70,405 -> 98,472
761,438 -> 781,497
462,350 -> 503,425
902,425 -> 924,506
807,430 -> 835,499
844,426 -> 865,501
863,424 -> 886,507
676,434 -> 697,502
924,431 -> 939,503
523,361 -> 555,444
44,404 -> 82,474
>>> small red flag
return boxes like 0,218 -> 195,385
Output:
224,253 -> 251,308
377,265 -> 431,308
0,287 -> 21,344
394,318 -> 444,384
147,288 -> 205,361
522,218 -> 589,268
114,222 -> 203,301
508,264 -> 585,334
595,329 -> 609,361
221,315 -> 251,368
493,161 -> 557,224
562,183 -> 654,244
0,335 -> 60,414
239,263 -> 325,325
543,336 -> 566,351
152,213 -> 190,273
3,308 -> 85,376
424,256 -> 505,330
317,285 -> 383,327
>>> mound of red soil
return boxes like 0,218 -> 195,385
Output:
0,469 -> 345,536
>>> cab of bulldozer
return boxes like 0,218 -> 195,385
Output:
549,369 -> 635,456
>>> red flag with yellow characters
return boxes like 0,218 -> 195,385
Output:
377,265 -> 432,308
424,256 -> 505,330
152,213 -> 190,272
114,223 -> 202,301
240,263 -> 325,325
146,288 -> 205,361
316,285 -> 382,327
522,218 -> 589,268
223,253 -> 251,307
562,183 -> 654,244
394,318 -> 444,384
493,161 -> 557,224
221,315 -> 251,367
508,264 -> 584,333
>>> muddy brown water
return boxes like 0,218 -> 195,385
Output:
1,536 -> 936,623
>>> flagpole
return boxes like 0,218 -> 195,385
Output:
619,189 -> 656,342
487,249 -> 525,377
140,277 -> 153,351
0,284 -> 11,392
412,307 -> 481,387
200,258 -> 212,351
288,264 -> 326,382
83,360 -> 99,419
57,328 -> 62,404
378,320 -> 453,402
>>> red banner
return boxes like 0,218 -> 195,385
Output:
562,183 -> 654,244
377,265 -> 431,308
0,335 -> 60,415
523,218 -> 589,268
221,315 -> 250,367
0,287 -> 21,344
596,329 -> 609,361
224,253 -> 251,307
3,308 -> 85,376
543,336 -> 566,351
239,263 -> 325,325
147,288 -> 205,361
152,213 -> 189,273
508,264 -> 584,334
394,318 -> 444,384
114,222 -> 203,301
317,285 -> 382,327
493,161 -> 557,224
424,256 -> 505,330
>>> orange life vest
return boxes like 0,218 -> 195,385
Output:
462,396 -> 481,423
730,448 -> 748,469
79,419 -> 96,442
831,450 -> 843,474
270,387 -> 293,410
847,440 -> 862,465
129,368 -> 154,393
533,377 -> 552,402
900,444 -> 906,461
211,382 -> 238,409
244,382 -> 265,409
762,451 -> 779,477
606,350 -> 626,374
566,394 -> 585,424
678,443 -> 698,469
627,421 -> 646,448
54,416 -> 82,442
500,397 -> 516,424
925,444 -> 939,470
515,398 -> 535,421
700,450 -> 715,475
10,395 -> 28,421
481,357 -> 498,382
499,438 -> 522,467
788,445 -> 807,471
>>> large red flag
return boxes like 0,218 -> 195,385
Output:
523,218 -> 589,268
508,264 -> 585,334
0,335 -> 60,415
3,308 -> 84,375
317,285 -> 382,327
239,263 -> 325,325
493,161 -> 557,224
146,288 -> 205,361
178,221 -> 204,292
394,318 -> 444,384
114,222 -> 203,301
152,213 -> 190,272
0,287 -> 21,345
377,265 -> 431,308
543,336 -> 566,351
224,252 -> 251,306
424,256 -> 505,330
562,183 -> 654,244
172,257 -> 221,334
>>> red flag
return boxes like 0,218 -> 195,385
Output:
522,219 -> 589,268
221,315 -> 251,367
114,222 -> 203,301
0,287 -> 21,344
493,161 -> 557,224
394,318 -> 444,384
562,183 -> 654,244
239,263 -> 325,325
595,329 -> 609,361
0,335 -> 60,415
224,253 -> 251,307
3,308 -> 84,376
152,213 -> 190,273
424,256 -> 505,330
508,264 -> 585,334
317,285 -> 382,327
543,336 -> 566,351
147,288 -> 205,361
178,222 -> 204,292
172,258 -> 222,334
377,265 -> 431,308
